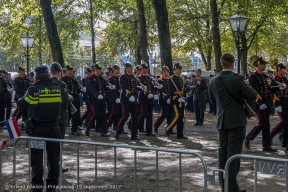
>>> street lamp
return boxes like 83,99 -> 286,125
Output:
20,34 -> 34,75
229,12 -> 248,74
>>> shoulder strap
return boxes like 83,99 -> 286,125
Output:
219,76 -> 243,107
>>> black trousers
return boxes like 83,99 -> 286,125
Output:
193,99 -> 205,124
106,102 -> 112,120
154,103 -> 168,129
30,121 -> 60,190
246,109 -> 271,148
0,106 -> 5,127
270,108 -> 288,146
127,104 -> 141,130
116,103 -> 138,138
165,104 -> 184,137
12,103 -> 28,122
5,99 -> 12,120
59,124 -> 66,139
87,104 -> 107,134
218,127 -> 245,192
70,96 -> 80,132
107,103 -> 121,128
80,101 -> 90,124
85,104 -> 95,129
138,104 -> 153,134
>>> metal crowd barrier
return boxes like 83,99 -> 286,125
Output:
224,154 -> 288,192
12,136 -> 214,192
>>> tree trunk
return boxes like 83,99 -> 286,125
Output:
89,0 -> 96,65
207,47 -> 212,70
38,16 -> 43,66
136,0 -> 149,69
136,46 -> 141,65
241,34 -> 248,75
152,0 -> 173,74
39,0 -> 64,67
210,0 -> 222,71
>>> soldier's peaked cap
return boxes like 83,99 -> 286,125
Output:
65,65 -> 73,70
174,63 -> 182,69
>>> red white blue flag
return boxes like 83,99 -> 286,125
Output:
5,118 -> 21,140
0,140 -> 8,150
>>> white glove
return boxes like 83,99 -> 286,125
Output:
107,85 -> 115,90
116,98 -> 121,103
178,98 -> 185,103
98,94 -> 104,100
137,86 -> 147,91
8,88 -> 14,93
68,94 -> 74,102
275,106 -> 282,112
279,83 -> 287,90
166,99 -> 170,104
155,85 -> 163,89
82,87 -> 86,93
129,96 -> 135,102
186,93 -> 189,98
259,104 -> 267,110
148,94 -> 154,99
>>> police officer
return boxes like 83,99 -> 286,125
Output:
115,62 -> 140,140
12,66 -> 30,128
0,69 -> 8,129
165,63 -> 188,139
154,66 -> 170,133
191,69 -> 207,126
86,64 -> 111,137
245,57 -> 284,151
3,70 -> 13,121
270,63 -> 288,148
18,66 -> 62,192
61,65 -> 82,135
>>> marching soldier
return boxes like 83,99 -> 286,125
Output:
137,62 -> 161,136
270,63 -> 288,148
61,65 -> 83,135
86,64 -> 111,137
80,68 -> 92,126
3,70 -> 13,121
115,62 -> 140,140
18,66 -> 62,191
191,69 -> 207,126
165,63 -> 188,139
106,67 -> 113,121
245,57 -> 285,151
12,66 -> 30,128
154,66 -> 170,133
0,69 -> 8,129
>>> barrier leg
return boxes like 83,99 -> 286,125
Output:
254,159 -> 257,192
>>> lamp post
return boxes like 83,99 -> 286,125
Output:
229,12 -> 248,74
20,34 -> 34,75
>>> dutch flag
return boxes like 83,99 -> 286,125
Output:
0,140 -> 8,150
5,118 -> 21,140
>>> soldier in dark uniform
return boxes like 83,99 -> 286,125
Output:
270,63 -> 288,148
137,62 -> 162,136
208,53 -> 256,192
12,66 -> 30,128
115,62 -> 140,140
107,65 -> 124,132
106,67 -> 113,121
191,69 -> 207,126
28,71 -> 35,86
165,63 -> 188,139
0,69 -> 8,128
154,66 -> 170,133
61,65 -> 82,135
3,70 -> 13,121
80,68 -> 92,126
86,64 -> 111,137
245,57 -> 284,151
18,66 -> 62,192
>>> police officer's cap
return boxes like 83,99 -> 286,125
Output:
35,66 -> 49,75
195,68 -> 202,72
136,65 -> 142,70
276,63 -> 287,72
92,64 -> 101,70
50,62 -> 63,72
65,64 -> 73,70
254,57 -> 267,67
161,66 -> 170,72
112,64 -> 120,70
221,53 -> 235,63
125,62 -> 132,68
174,63 -> 182,69
18,66 -> 26,71
141,62 -> 149,69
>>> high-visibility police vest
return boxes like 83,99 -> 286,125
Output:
23,79 -> 62,121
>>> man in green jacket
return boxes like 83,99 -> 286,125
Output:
208,53 -> 257,192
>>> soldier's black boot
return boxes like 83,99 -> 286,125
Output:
114,131 -> 119,140
244,137 -> 250,149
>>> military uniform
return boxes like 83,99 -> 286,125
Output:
61,65 -> 82,135
165,63 -> 187,139
191,69 -> 207,126
115,62 -> 140,140
0,69 -> 8,128
80,68 -> 92,126
18,66 -> 62,192
208,53 -> 257,192
245,57 -> 280,151
12,66 -> 30,124
270,63 -> 288,147
105,67 -> 113,122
